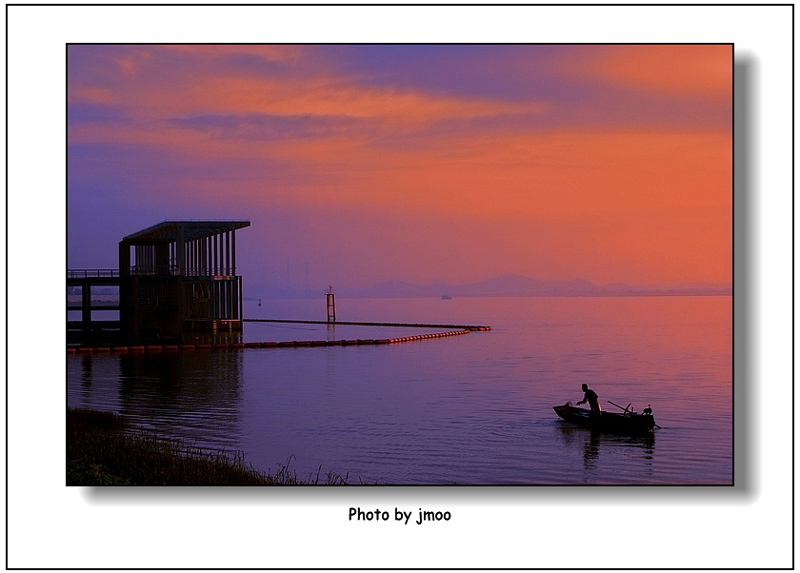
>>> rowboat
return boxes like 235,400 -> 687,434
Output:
553,402 -> 656,435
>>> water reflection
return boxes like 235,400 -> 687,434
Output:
68,296 -> 731,484
556,422 -> 656,482
69,351 -> 246,450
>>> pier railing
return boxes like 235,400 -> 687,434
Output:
68,267 -> 239,278
68,269 -> 120,279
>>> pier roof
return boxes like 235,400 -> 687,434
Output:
121,220 -> 250,244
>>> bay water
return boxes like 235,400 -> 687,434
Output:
67,295 -> 732,485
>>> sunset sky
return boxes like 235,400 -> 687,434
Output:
67,44 -> 732,291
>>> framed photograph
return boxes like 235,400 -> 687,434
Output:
8,4 -> 793,569
66,42 -> 733,487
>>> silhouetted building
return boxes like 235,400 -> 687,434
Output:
118,220 -> 250,341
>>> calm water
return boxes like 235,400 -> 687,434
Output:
67,296 -> 732,485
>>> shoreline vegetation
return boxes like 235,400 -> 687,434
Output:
67,408 -> 354,486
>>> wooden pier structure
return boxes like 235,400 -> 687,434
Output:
67,219 -> 496,350
119,220 -> 250,341
67,269 -> 123,342
68,220 -> 250,344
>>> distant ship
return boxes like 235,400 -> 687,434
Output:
441,295 -> 453,300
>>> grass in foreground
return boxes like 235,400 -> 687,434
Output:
67,408 -> 352,486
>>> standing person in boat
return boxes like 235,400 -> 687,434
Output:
577,384 -> 601,414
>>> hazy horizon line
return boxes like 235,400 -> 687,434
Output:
246,273 -> 732,299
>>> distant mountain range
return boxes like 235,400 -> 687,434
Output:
247,273 -> 732,300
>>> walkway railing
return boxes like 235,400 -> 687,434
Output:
67,269 -> 120,279
244,318 -> 492,331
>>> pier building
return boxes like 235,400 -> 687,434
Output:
119,220 -> 251,340
68,220 -> 250,344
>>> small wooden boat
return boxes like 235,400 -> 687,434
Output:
553,402 -> 656,435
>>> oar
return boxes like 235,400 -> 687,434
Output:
607,400 -> 632,414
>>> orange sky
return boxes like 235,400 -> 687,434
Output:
68,44 -> 732,290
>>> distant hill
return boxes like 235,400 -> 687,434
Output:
349,274 -> 598,298
247,273 -> 732,300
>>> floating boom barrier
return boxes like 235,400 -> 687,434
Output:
243,319 -> 492,331
67,322 -> 491,355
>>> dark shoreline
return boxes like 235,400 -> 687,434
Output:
66,408 -> 351,486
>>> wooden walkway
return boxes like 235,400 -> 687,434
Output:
67,327 -> 485,355
243,318 -> 492,331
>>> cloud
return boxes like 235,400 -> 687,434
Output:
67,44 -> 732,287
68,102 -> 132,124
166,112 -> 364,141
561,44 -> 732,99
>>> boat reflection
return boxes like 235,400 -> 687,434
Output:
556,422 -> 656,480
